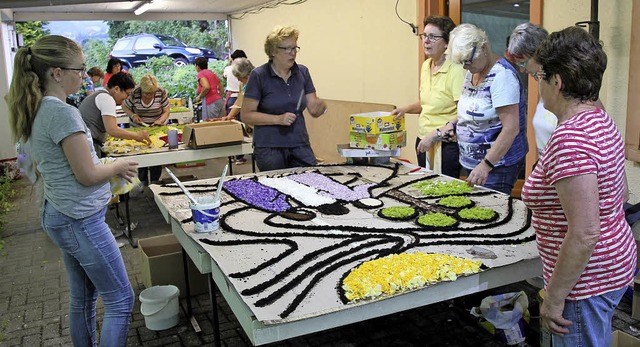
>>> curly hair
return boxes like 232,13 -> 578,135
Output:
534,26 -> 606,102
264,25 -> 299,59
447,23 -> 488,65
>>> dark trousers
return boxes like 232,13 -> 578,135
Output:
254,146 -> 317,172
138,166 -> 162,185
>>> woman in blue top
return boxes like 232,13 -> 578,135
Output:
7,35 -> 138,347
427,23 -> 528,195
242,25 -> 327,171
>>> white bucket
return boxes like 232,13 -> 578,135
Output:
139,285 -> 180,330
190,196 -> 220,233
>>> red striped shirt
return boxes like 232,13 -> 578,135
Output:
522,108 -> 636,300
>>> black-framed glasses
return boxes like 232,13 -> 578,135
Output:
418,33 -> 444,42
60,65 -> 86,75
531,71 -> 547,81
277,46 -> 300,54
462,46 -> 477,66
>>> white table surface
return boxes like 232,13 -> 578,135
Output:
151,165 -> 542,346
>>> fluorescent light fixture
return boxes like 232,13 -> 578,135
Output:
134,1 -> 152,15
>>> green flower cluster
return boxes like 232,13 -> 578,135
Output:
459,207 -> 496,220
380,206 -> 416,218
438,196 -> 472,208
417,213 -> 457,227
412,180 -> 473,196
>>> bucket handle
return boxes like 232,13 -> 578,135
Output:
195,209 -> 218,218
140,299 -> 171,316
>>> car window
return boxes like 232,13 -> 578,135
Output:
159,36 -> 184,47
113,38 -> 132,51
134,36 -> 161,50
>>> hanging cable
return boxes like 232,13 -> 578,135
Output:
395,0 -> 418,35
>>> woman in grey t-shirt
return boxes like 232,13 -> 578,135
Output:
7,35 -> 138,347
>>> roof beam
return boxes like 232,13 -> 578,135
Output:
13,11 -> 227,21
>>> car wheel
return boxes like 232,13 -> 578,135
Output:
173,58 -> 188,66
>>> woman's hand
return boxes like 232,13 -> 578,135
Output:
152,119 -> 165,126
416,133 -> 437,153
194,95 -> 201,104
391,107 -> 406,120
466,160 -> 492,187
135,130 -> 151,144
114,159 -> 139,183
131,114 -> 142,124
540,296 -> 572,336
280,112 -> 297,126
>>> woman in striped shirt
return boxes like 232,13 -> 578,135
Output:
522,27 -> 635,346
122,74 -> 170,184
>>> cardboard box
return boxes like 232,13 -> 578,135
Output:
337,144 -> 401,158
349,130 -> 406,150
349,111 -> 405,134
611,330 -> 640,347
138,234 -> 208,298
182,120 -> 243,148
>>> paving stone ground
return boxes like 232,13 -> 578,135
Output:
2,158 -> 640,346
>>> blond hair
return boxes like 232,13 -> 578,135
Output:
447,23 -> 489,65
264,25 -> 299,58
7,35 -> 83,142
139,74 -> 159,94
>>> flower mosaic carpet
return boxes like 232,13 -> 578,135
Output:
153,164 -> 537,324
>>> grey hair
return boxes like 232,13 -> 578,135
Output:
507,23 -> 549,58
232,58 -> 254,80
446,23 -> 488,65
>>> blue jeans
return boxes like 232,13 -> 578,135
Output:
541,287 -> 625,347
41,201 -> 134,347
460,159 -> 524,195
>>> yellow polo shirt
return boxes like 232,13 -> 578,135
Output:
417,58 -> 466,138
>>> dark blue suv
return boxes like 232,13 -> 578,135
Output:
110,33 -> 218,68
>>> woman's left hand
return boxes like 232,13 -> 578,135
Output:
540,298 -> 572,336
466,161 -> 491,187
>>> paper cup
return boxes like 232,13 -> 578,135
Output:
190,197 -> 220,233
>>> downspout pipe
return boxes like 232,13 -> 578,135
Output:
576,0 -> 600,40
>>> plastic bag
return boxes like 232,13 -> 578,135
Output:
99,157 -> 141,195
471,291 -> 529,345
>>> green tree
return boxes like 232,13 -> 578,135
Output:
15,21 -> 50,47
82,38 -> 111,73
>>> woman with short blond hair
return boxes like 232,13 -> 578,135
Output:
242,25 -> 327,171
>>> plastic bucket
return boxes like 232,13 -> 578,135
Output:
139,285 -> 180,330
190,196 -> 220,233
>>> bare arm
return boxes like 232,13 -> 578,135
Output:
391,101 -> 422,120
466,104 -> 520,187
61,132 -> 138,186
541,173 -> 601,336
305,92 -> 327,118
103,116 -> 150,143
154,105 -> 171,126
195,77 -> 210,104
120,103 -> 142,124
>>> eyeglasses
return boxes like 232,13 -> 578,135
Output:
60,65 -> 86,76
531,71 -> 547,81
515,57 -> 531,70
419,33 -> 444,42
462,46 -> 477,66
277,46 -> 301,54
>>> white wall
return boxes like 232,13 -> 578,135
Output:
229,0 -> 420,160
